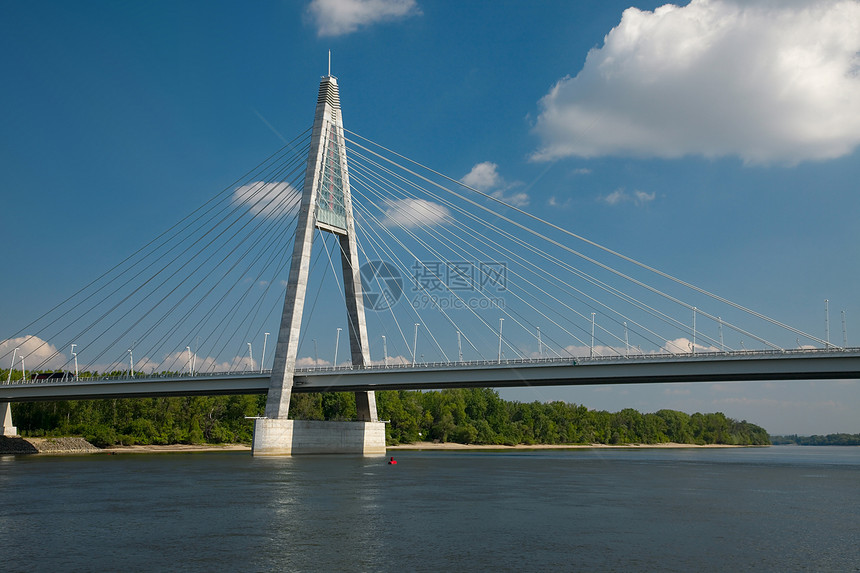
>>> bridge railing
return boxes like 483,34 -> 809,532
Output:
5,346 -> 857,388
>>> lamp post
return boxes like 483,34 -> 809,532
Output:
412,323 -> 419,367
128,348 -> 134,378
7,347 -> 19,384
260,332 -> 270,373
457,330 -> 462,363
718,317 -> 724,352
498,318 -> 504,364
334,328 -> 341,367
71,344 -> 78,380
624,322 -> 629,358
20,354 -> 26,382
537,327 -> 542,359
590,313 -> 596,358
382,335 -> 388,367
247,342 -> 253,372
186,346 -> 192,375
692,307 -> 697,354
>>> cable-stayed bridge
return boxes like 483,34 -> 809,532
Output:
2,74 -> 858,452
3,349 -> 859,403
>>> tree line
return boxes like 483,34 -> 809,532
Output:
770,433 -> 860,446
9,387 -> 770,447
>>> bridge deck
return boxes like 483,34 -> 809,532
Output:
2,349 -> 858,402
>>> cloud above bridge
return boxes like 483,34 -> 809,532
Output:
232,182 -> 301,219
1,335 -> 67,371
460,162 -> 530,207
381,198 -> 450,228
532,0 -> 860,165
307,0 -> 421,37
599,188 -> 655,207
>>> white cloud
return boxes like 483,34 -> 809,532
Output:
599,187 -> 656,206
382,198 -> 450,228
492,189 -> 530,208
94,351 -> 254,375
564,344 -> 627,358
663,337 -> 720,354
308,0 -> 421,37
297,356 -> 331,368
460,161 -> 530,207
370,354 -> 410,366
1,335 -> 67,371
532,0 -> 860,164
461,161 -> 503,192
232,181 -> 300,219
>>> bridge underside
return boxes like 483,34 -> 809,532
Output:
2,351 -> 858,403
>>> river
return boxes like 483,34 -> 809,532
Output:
1,446 -> 858,571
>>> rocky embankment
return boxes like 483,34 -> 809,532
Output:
0,436 -> 100,454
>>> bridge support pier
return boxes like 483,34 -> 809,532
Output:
1,401 -> 17,437
253,418 -> 385,456
251,73 -> 384,456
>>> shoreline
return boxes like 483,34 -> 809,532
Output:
387,441 -> 747,450
104,441 -> 749,453
2,437 -> 756,455
103,443 -> 251,453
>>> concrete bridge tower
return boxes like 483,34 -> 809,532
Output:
252,73 -> 385,455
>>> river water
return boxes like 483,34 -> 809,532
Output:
1,446 -> 858,572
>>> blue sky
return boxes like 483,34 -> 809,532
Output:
2,0 -> 859,434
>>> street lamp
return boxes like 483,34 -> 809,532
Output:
382,335 -> 388,367
692,307 -> 697,355
334,328 -> 342,367
128,349 -> 134,378
412,323 -> 419,367
71,344 -> 78,380
20,354 -> 26,382
590,313 -> 596,358
537,327 -> 542,359
260,332 -> 270,374
623,323 -> 629,358
498,318 -> 504,364
247,342 -> 253,372
186,346 -> 192,375
457,330 -> 463,363
7,347 -> 19,384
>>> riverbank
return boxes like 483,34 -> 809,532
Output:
387,441 -> 745,450
2,438 -> 750,455
92,441 -> 747,454
0,436 -> 252,455
103,443 -> 251,453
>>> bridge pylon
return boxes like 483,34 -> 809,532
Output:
252,74 -> 385,456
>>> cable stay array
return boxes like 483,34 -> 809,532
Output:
341,129 -> 834,365
1,126 -> 839,381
